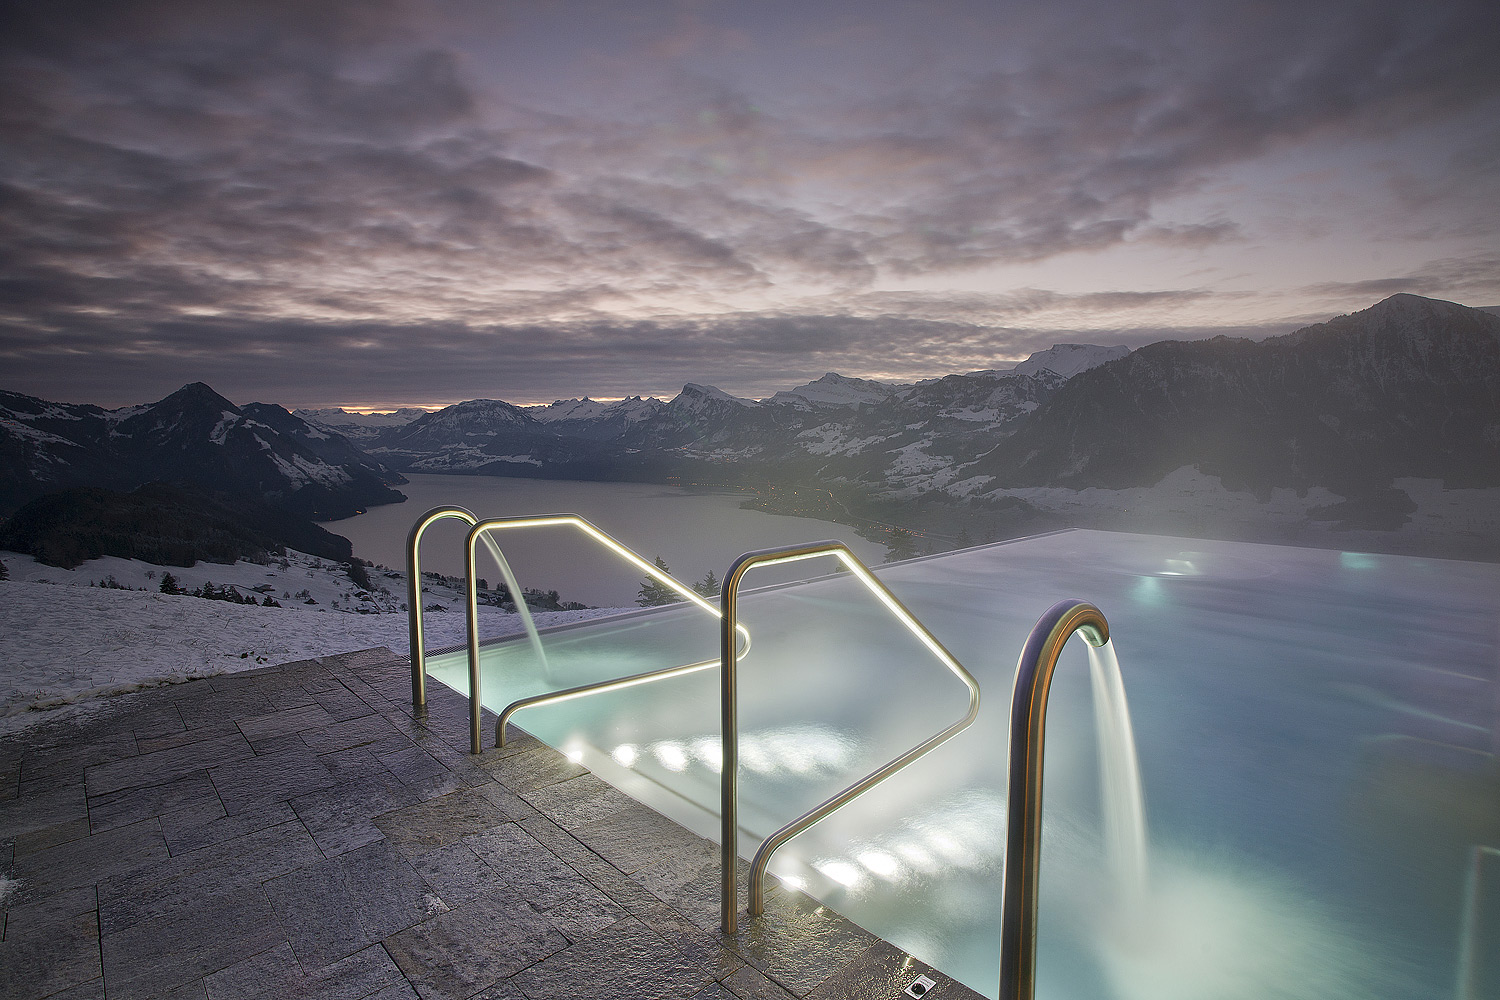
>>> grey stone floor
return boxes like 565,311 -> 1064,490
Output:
0,648 -> 983,1000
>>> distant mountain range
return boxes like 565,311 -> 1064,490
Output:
295,353 -> 1123,496
0,382 -> 405,519
282,297 -> 1499,504
3,295 -> 1497,559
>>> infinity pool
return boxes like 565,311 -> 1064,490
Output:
424,529 -> 1500,999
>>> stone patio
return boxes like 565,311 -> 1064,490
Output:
0,648 -> 984,1000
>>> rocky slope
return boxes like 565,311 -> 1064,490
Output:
0,382 -> 406,518
972,294 -> 1500,495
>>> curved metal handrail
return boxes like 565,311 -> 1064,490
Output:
999,599 -> 1111,1000
465,514 -> 752,755
407,505 -> 479,708
497,656 -> 719,747
719,540 -> 981,934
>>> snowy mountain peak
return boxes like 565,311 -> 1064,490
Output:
679,383 -> 755,407
528,398 -> 611,423
769,372 -> 896,408
1012,344 -> 1131,379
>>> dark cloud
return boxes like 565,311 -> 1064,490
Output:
1,0 -> 1497,407
1300,252 -> 1500,302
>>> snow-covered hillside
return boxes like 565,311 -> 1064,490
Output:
1010,343 -> 1131,378
0,549 -> 628,736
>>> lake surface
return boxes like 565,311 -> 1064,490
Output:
323,474 -> 888,607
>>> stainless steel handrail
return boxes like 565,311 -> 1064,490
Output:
465,514 -> 752,755
999,599 -> 1111,1000
497,656 -> 726,748
719,540 -> 981,934
407,505 -> 480,708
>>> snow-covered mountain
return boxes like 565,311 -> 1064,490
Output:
353,347 -> 1122,492
294,407 -> 429,443
1011,343 -> 1131,378
526,396 -> 665,441
974,294 -> 1500,494
768,373 -> 899,409
0,383 -> 407,518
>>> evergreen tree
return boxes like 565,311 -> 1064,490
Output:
884,528 -> 917,563
159,572 -> 182,594
636,556 -> 679,606
693,570 -> 720,599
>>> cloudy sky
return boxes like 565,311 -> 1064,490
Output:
2,0 -> 1497,409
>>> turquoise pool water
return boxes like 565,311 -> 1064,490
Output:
424,529 -> 1500,999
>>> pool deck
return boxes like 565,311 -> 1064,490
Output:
0,648 -> 984,1000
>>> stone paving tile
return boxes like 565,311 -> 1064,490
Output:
407,841 -> 500,909
291,774 -> 418,857
88,770 -> 220,834
136,720 -> 240,755
803,940 -> 983,1000
99,820 -> 322,934
13,815 -> 92,856
1,884 -> 97,935
725,965 -> 800,1000
157,799 -> 298,856
509,915 -> 713,1000
20,733 -> 137,792
378,745 -> 459,798
518,808 -> 746,980
100,883 -> 283,1000
299,713 -> 412,756
422,736 -> 508,790
633,839 -> 752,932
693,985 -> 738,1000
373,785 -> 526,856
1,782 -> 87,844
0,906 -> 102,1000
264,862 -> 373,969
297,943 -> 413,1000
1,756 -> 19,799
572,798 -> 710,876
202,940 -> 409,1000
0,648 -> 949,1000
728,888 -> 880,998
463,823 -> 625,942
521,771 -> 636,830
384,885 -> 568,1000
39,977 -> 106,999
336,838 -> 448,940
9,817 -> 168,898
518,815 -> 660,911
476,742 -> 588,792
173,690 -> 276,731
87,732 -> 251,798
309,681 -> 377,723
209,743 -> 336,815
237,704 -> 335,750
203,942 -> 303,1000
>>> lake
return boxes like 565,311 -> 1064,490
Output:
322,474 -> 889,607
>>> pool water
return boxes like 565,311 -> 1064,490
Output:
424,529 -> 1500,999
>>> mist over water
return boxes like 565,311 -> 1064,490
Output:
325,474 -> 888,607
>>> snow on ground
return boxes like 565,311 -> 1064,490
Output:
0,549 -> 628,737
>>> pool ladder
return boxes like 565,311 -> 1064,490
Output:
999,599 -> 1111,1000
406,506 -> 748,755
716,541 -> 982,934
406,508 -> 1108,1000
